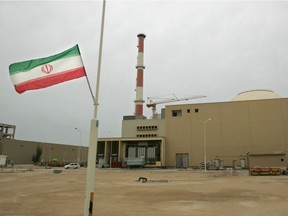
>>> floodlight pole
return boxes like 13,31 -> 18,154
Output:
83,0 -> 106,216
204,118 -> 211,172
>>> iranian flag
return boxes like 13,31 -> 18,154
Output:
9,44 -> 86,94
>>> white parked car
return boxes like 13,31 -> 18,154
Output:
64,163 -> 80,169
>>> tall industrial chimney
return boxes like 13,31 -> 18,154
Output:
134,33 -> 146,116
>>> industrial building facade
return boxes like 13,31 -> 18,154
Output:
164,97 -> 288,168
96,137 -> 165,168
1,93 -> 288,169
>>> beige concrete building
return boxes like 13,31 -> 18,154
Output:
1,90 -> 287,169
164,94 -> 288,168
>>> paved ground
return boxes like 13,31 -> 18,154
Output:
0,165 -> 288,216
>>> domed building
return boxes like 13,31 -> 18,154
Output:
232,89 -> 282,101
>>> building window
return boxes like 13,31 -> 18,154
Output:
187,109 -> 190,113
195,108 -> 199,113
172,110 -> 182,117
137,134 -> 157,137
137,125 -> 158,131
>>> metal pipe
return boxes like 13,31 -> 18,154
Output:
204,118 -> 211,172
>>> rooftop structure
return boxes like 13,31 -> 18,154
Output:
232,89 -> 282,101
0,123 -> 16,140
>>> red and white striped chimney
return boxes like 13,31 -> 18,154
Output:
134,33 -> 146,116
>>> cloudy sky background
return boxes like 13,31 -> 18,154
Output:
1,0 -> 288,146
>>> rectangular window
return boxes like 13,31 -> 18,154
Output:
137,126 -> 158,131
172,110 -> 182,117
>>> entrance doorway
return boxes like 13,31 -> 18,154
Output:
176,153 -> 189,168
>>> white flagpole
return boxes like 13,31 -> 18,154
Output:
83,0 -> 106,215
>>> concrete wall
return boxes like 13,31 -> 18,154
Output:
1,139 -> 88,164
165,98 -> 288,168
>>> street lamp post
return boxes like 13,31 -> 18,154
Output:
204,118 -> 211,172
75,127 -> 82,164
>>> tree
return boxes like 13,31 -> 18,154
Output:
32,145 -> 43,164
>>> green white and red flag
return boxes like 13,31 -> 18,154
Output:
9,44 -> 86,94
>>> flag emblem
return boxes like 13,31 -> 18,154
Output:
41,64 -> 53,74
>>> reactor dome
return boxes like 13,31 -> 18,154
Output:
232,89 -> 282,101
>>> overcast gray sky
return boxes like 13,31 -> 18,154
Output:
1,0 -> 288,146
